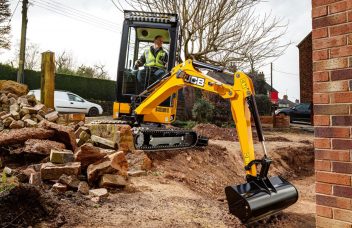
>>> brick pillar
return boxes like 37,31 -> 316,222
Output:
312,0 -> 352,227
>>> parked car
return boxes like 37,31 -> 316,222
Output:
274,103 -> 312,123
28,90 -> 103,116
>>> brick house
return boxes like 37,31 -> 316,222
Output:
312,0 -> 352,226
298,32 -> 313,103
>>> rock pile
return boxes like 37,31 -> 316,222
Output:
0,81 -> 60,131
0,80 -> 152,202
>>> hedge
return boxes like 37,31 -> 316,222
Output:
0,64 -> 116,101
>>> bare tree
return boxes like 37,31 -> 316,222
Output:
56,51 -> 75,74
93,64 -> 110,80
10,41 -> 41,70
124,0 -> 289,70
0,0 -> 11,50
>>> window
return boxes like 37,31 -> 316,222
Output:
68,93 -> 84,102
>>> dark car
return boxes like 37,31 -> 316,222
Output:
275,103 -> 312,123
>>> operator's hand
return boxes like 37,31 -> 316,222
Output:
134,60 -> 142,69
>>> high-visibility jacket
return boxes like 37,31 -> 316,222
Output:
144,47 -> 167,69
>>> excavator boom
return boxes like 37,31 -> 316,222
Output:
132,59 -> 298,223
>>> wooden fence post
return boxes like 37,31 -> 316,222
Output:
41,51 -> 55,109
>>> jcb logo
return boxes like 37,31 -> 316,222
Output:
184,75 -> 205,87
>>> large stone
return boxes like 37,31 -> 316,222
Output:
9,120 -> 24,129
9,103 -> 19,112
36,114 -> 44,121
86,151 -> 128,184
40,162 -> 81,180
24,119 -> 37,127
99,174 -> 127,188
126,150 -> 152,171
17,97 -> 29,106
58,174 -> 80,189
21,114 -> 31,121
0,94 -> 9,104
78,181 -> 89,195
21,107 -> 37,114
50,149 -> 74,164
74,143 -> 108,169
39,120 -> 77,151
89,188 -> 108,197
10,110 -> 20,120
0,80 -> 28,96
11,139 -> 66,155
87,123 -> 134,152
34,104 -> 47,112
45,111 -> 59,122
3,116 -> 14,127
91,135 -> 117,149
1,113 -> 11,120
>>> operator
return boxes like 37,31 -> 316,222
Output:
134,35 -> 168,93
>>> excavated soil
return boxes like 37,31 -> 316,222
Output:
2,124 -> 315,227
0,185 -> 62,227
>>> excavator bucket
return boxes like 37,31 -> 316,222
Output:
225,175 -> 298,224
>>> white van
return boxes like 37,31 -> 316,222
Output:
28,90 -> 103,116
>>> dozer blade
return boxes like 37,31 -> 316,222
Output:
225,176 -> 298,224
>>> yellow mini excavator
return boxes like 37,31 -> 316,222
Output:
112,11 -> 298,224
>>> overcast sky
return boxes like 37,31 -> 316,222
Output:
0,0 -> 311,101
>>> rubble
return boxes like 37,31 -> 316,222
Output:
41,162 -> 81,180
58,174 -> 80,190
77,130 -> 91,146
128,170 -> 147,177
39,120 -> 77,151
78,181 -> 90,195
74,143 -> 109,169
50,149 -> 74,164
0,128 -> 55,146
127,150 -> 153,171
87,151 -> 128,184
89,188 -> 108,197
29,172 -> 42,185
99,174 -> 127,188
0,80 -> 28,96
52,183 -> 68,192
11,139 -> 66,155
91,135 -> 117,150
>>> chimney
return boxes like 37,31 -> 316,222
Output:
283,95 -> 288,100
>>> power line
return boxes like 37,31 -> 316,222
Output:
35,0 -> 119,28
111,0 -> 124,13
31,0 -> 120,33
32,0 -> 119,30
273,69 -> 299,77
7,0 -> 21,26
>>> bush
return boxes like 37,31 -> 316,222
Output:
254,94 -> 272,116
192,98 -> 214,123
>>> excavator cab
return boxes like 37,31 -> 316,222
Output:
113,11 -> 180,124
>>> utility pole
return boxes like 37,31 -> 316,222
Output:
17,0 -> 29,83
270,62 -> 273,93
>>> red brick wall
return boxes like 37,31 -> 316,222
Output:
312,0 -> 352,226
298,33 -> 313,103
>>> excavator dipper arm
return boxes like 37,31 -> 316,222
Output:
133,59 -> 298,223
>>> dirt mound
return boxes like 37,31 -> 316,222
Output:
0,185 -> 61,227
193,124 -> 238,141
270,145 -> 315,178
265,136 -> 291,142
147,144 -> 245,199
148,142 -> 314,199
